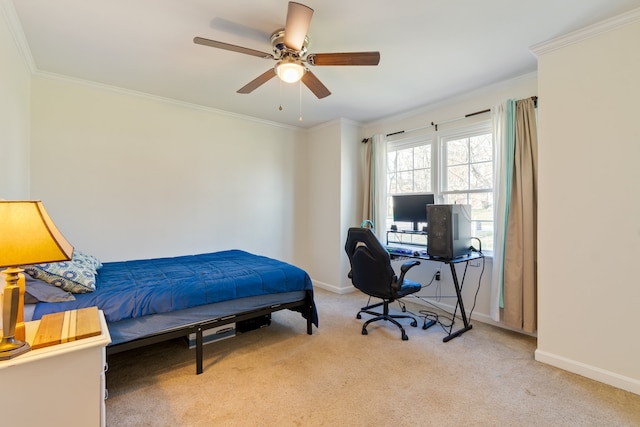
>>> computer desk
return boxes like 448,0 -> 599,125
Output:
387,246 -> 484,342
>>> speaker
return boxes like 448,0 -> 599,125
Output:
427,204 -> 472,259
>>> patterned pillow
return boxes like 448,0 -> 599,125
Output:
22,250 -> 102,294
74,250 -> 103,271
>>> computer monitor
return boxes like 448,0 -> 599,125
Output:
392,193 -> 435,231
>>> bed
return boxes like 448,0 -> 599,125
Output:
23,249 -> 318,374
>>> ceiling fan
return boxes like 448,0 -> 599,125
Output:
194,1 -> 380,99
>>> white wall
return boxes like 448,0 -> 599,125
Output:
29,75 -> 308,265
0,1 -> 30,199
533,11 -> 640,394
305,120 -> 343,291
340,120 -> 364,291
305,118 -> 366,294
360,74 -> 538,325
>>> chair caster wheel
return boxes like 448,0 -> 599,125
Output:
362,329 -> 368,335
402,333 -> 409,341
356,314 -> 362,319
410,320 -> 418,327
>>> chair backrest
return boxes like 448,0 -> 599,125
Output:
345,227 -> 396,299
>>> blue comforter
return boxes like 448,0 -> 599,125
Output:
32,250 -> 318,326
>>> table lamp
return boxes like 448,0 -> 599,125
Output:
0,201 -> 73,360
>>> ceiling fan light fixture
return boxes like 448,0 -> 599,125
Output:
276,59 -> 305,83
194,2 -> 379,98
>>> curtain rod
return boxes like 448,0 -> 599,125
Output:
381,96 -> 538,139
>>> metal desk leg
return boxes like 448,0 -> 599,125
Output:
443,261 -> 473,342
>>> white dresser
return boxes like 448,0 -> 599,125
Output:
0,310 -> 111,427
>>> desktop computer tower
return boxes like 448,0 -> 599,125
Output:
427,204 -> 472,259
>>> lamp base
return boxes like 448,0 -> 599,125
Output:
0,337 -> 31,360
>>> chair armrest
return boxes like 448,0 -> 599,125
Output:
400,260 -> 420,273
396,260 -> 421,286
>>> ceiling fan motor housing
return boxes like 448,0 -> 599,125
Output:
271,29 -> 309,59
193,2 -> 378,99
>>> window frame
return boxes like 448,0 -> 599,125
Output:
387,134 -> 435,197
386,119 -> 494,252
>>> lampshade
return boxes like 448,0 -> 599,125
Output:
0,201 -> 74,268
0,200 -> 73,360
275,59 -> 305,83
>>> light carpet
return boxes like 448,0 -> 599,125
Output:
105,288 -> 640,426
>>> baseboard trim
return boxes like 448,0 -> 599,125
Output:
534,349 -> 640,396
402,295 -> 536,336
313,281 -> 639,395
312,280 -> 355,295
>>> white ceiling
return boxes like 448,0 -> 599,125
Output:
10,0 -> 640,128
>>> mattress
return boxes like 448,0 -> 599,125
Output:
30,250 -> 318,332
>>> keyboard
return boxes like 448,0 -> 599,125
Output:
386,246 -> 428,257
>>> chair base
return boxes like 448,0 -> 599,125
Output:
356,300 -> 418,341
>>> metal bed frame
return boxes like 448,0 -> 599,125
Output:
106,291 -> 315,374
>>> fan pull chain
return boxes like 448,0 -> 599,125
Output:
298,80 -> 303,122
279,79 -> 283,111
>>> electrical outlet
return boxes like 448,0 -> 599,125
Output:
435,271 -> 441,281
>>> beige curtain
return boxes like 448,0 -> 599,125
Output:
503,98 -> 538,333
361,135 -> 388,236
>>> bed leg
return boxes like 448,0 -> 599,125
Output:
305,291 -> 314,335
196,326 -> 203,375
307,304 -> 313,335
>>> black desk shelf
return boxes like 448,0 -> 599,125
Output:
386,229 -> 428,246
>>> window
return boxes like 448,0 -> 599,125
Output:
386,122 -> 494,251
386,137 -> 433,246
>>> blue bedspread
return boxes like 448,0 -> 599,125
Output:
32,250 -> 318,326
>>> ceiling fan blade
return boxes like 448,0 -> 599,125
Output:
301,70 -> 331,99
284,2 -> 314,51
307,52 -> 381,66
237,69 -> 277,94
194,37 -> 273,59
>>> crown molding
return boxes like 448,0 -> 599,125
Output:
308,117 -> 362,133
530,7 -> 640,56
1,0 -> 303,133
34,70 -> 304,132
364,71 -> 537,129
0,0 -> 36,73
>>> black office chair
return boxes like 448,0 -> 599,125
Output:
345,227 -> 422,340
